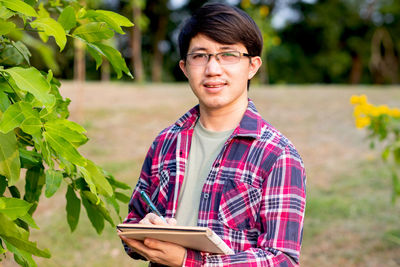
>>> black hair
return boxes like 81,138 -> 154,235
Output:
178,3 -> 263,60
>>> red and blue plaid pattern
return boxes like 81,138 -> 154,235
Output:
124,100 -> 306,266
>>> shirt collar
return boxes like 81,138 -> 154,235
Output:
175,99 -> 263,140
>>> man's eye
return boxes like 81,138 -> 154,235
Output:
192,54 -> 207,59
221,52 -> 239,58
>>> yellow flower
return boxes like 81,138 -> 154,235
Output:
355,116 -> 371,129
369,106 -> 381,117
376,105 -> 390,116
389,108 -> 400,118
350,94 -> 368,105
353,105 -> 363,117
260,6 -> 269,17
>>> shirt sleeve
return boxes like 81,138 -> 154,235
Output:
183,144 -> 306,266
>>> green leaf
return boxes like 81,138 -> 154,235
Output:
85,10 -> 133,34
3,239 -> 37,267
65,185 -> 80,232
8,185 -> 20,198
23,167 -> 45,213
11,41 -> 31,65
106,172 -> 130,189
81,193 -> 104,234
0,44 -> 24,65
30,17 -> 67,51
86,44 -> 103,69
19,212 -> 39,229
0,131 -> 20,186
0,90 -> 10,112
44,120 -> 87,145
0,242 -> 6,254
381,146 -> 390,162
0,197 -> 32,220
60,119 -> 87,133
72,22 -> 114,42
82,190 -> 114,226
3,67 -> 55,109
0,19 -> 15,35
0,102 -> 37,134
58,6 -> 76,31
1,234 -> 50,258
19,149 -> 41,169
20,117 -> 42,138
115,192 -> 130,203
88,42 -> 132,79
0,175 -> 6,195
0,0 -> 38,17
95,10 -> 133,27
0,6 -> 15,19
36,139 -> 52,168
85,160 -> 113,197
77,165 -> 97,196
43,131 -> 87,166
37,2 -> 49,18
44,169 -> 62,198
106,195 -> 120,218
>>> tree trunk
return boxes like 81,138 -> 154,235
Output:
131,4 -> 144,82
101,59 -> 110,81
151,15 -> 168,82
74,38 -> 85,82
73,38 -> 85,122
349,54 -> 362,84
369,28 -> 399,84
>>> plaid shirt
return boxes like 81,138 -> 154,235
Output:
124,100 -> 306,266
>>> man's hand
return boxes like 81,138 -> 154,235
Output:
139,212 -> 176,226
119,213 -> 186,267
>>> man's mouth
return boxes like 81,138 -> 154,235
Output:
203,81 -> 227,88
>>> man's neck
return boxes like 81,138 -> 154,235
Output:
198,99 -> 248,132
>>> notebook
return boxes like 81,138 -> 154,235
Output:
117,223 -> 234,255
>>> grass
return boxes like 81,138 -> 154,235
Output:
2,83 -> 400,266
303,160 -> 400,266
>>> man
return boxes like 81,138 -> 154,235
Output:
120,3 -> 306,266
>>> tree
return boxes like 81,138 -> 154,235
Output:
0,0 -> 133,266
267,0 -> 400,84
130,0 -> 148,83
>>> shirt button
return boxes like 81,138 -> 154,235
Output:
203,193 -> 209,199
215,163 -> 220,167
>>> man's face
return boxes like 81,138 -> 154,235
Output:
179,34 -> 261,113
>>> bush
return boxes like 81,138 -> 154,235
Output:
350,94 -> 400,203
0,0 -> 133,266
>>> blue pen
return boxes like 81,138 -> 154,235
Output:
140,190 -> 168,224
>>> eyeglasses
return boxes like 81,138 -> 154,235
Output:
185,51 -> 252,66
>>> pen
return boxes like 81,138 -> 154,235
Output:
140,190 -> 168,224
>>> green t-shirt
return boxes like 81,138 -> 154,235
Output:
175,121 -> 234,226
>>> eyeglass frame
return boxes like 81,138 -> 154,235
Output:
184,51 -> 253,66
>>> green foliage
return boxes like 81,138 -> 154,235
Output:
0,0 -> 133,266
351,95 -> 400,202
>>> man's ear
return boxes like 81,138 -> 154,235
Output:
248,56 -> 262,80
179,60 -> 189,78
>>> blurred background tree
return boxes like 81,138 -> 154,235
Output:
22,0 -> 400,84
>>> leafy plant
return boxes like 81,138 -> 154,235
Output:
350,94 -> 400,203
0,0 -> 133,266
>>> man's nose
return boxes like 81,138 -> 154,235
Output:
205,55 -> 223,75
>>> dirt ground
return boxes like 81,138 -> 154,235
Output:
63,82 -> 398,188
2,82 -> 400,266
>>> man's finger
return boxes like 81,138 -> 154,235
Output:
139,213 -> 158,225
166,217 -> 177,225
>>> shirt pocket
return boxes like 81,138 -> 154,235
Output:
218,178 -> 262,231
